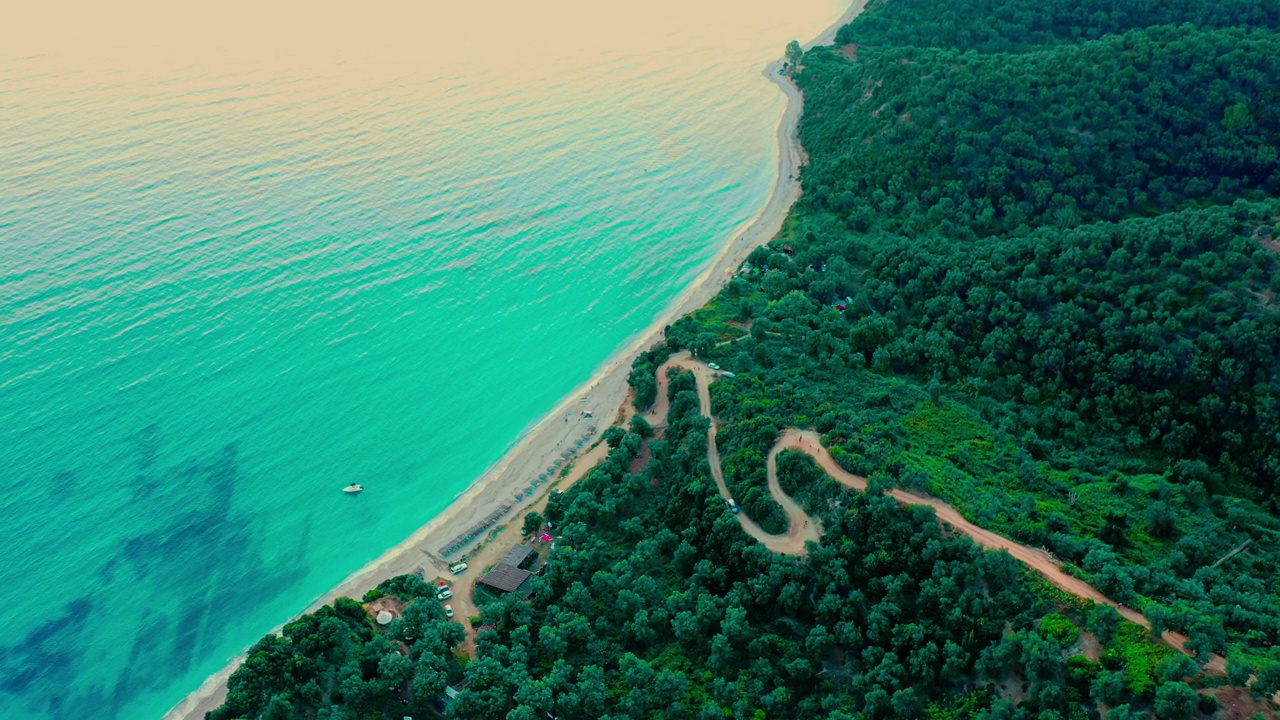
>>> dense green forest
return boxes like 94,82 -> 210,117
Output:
209,0 -> 1280,718
835,0 -> 1280,52
801,27 -> 1280,240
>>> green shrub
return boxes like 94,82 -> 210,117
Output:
1153,681 -> 1198,720
522,511 -> 544,537
1039,613 -> 1079,647
374,573 -> 435,600
1156,653 -> 1198,683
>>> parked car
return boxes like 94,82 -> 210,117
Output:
437,589 -> 453,601
708,363 -> 721,371
449,561 -> 468,574
444,604 -> 454,618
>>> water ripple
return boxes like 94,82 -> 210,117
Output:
0,2 -> 842,718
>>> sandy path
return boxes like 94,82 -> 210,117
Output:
670,366 -> 1228,671
651,354 -> 822,554
163,4 -> 872,718
790,437 -> 1226,672
649,354 -> 1224,670
765,433 -> 826,545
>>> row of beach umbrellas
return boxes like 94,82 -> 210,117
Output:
439,503 -> 515,557
514,428 -> 597,501
446,424 -> 603,552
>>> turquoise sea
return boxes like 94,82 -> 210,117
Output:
0,2 -> 841,717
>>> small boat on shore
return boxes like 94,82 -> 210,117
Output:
343,484 -> 364,495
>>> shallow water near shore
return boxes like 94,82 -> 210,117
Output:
0,1 -> 842,718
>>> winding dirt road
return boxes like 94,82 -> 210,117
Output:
649,355 -> 823,554
646,352 -> 1225,671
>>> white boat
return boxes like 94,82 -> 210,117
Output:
343,484 -> 364,495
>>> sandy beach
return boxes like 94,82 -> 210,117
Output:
162,3 -> 865,718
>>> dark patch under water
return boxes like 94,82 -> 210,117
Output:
0,437 -> 310,720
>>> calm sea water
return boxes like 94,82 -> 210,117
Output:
0,2 -> 841,717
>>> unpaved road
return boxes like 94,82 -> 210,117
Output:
774,427 -> 1225,672
646,352 -> 1226,671
650,354 -> 823,554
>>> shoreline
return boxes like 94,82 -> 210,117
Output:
161,3 -> 865,718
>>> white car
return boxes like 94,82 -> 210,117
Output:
437,589 -> 453,601
444,604 -> 454,618
708,363 -> 721,371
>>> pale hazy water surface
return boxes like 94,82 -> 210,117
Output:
0,2 -> 842,717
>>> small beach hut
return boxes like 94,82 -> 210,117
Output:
477,565 -> 533,594
500,544 -> 535,568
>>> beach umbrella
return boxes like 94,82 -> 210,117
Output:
376,610 -> 393,626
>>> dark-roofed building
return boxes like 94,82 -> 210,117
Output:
478,564 -> 533,594
500,544 -> 535,569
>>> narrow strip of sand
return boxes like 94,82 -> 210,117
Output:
162,4 -> 866,718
